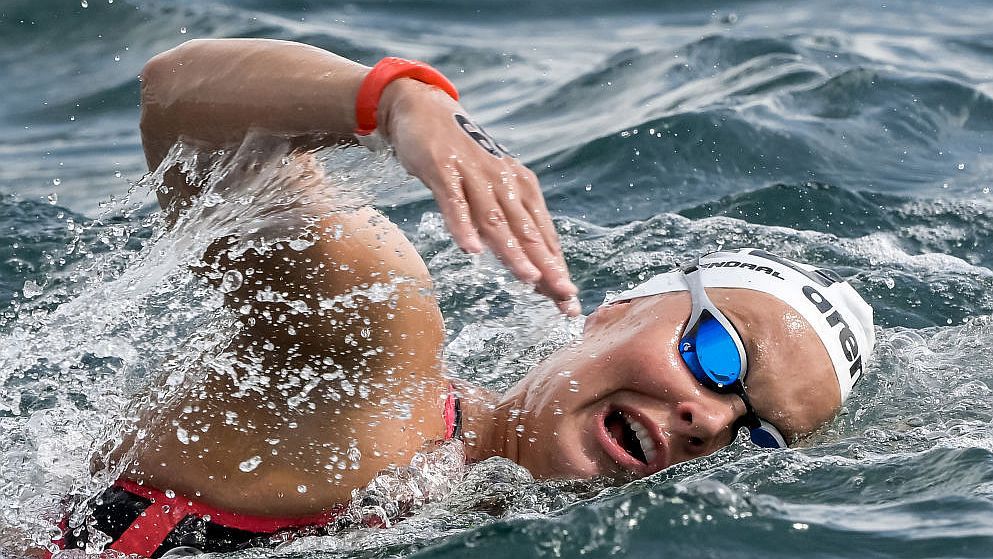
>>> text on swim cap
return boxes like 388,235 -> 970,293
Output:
700,261 -> 784,279
801,285 -> 863,380
748,250 -> 844,287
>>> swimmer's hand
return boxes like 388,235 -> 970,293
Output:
380,79 -> 580,316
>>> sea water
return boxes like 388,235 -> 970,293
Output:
2,0 -> 993,557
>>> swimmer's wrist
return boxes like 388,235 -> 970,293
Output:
378,78 -> 419,142
379,78 -> 451,142
354,58 -> 459,139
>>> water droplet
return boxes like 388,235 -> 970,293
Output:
219,270 -> 243,293
180,26 -> 188,34
957,162 -> 966,170
176,427 -> 189,445
80,0 -> 88,7
288,238 -> 313,251
22,280 -> 43,299
393,402 -> 412,420
347,446 -> 362,463
239,455 -> 262,472
114,54 -> 120,62
297,484 -> 308,494
52,178 -> 61,186
47,193 -> 58,204
164,489 -> 176,499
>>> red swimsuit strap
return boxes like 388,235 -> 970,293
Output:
109,479 -> 344,557
443,383 -> 461,441
116,479 -> 344,531
80,387 -> 458,557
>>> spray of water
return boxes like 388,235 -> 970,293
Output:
4,131 -> 992,558
0,133 -> 447,554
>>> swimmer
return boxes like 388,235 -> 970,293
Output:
54,39 -> 875,557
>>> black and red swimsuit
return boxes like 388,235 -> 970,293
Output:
54,389 -> 462,557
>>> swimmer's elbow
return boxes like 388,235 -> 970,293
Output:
139,46 -> 176,127
139,52 -> 172,167
139,39 -> 210,107
140,41 -> 205,161
141,43 -> 175,85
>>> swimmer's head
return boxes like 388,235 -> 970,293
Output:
497,248 -> 875,480
606,248 -> 875,406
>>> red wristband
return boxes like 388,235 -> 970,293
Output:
354,57 -> 459,136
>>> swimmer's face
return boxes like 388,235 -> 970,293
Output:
500,288 -> 839,480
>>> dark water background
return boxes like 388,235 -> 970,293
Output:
2,0 -> 993,557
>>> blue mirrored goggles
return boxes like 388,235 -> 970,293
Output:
677,263 -> 788,449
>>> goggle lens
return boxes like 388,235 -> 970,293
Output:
679,316 -> 744,391
681,315 -> 790,450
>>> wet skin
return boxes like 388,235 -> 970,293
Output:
112,38 -> 841,520
122,36 -> 577,516
475,289 -> 840,480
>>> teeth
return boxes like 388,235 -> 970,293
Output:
624,415 -> 657,464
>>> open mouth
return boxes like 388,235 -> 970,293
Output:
604,409 -> 657,464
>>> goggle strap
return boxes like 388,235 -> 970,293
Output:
752,418 -> 789,448
682,266 -> 707,338
732,383 -> 761,429
683,263 -> 749,375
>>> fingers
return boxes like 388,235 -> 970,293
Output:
498,178 -> 577,302
462,179 -> 543,284
460,166 -> 579,312
406,143 -> 578,315
515,169 -> 574,298
417,157 -> 483,254
519,167 -> 562,254
556,297 -> 582,317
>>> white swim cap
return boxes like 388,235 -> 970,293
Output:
605,248 -> 875,403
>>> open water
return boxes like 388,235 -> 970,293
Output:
2,0 -> 993,557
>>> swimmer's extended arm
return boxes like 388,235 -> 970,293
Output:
139,39 -> 366,166
140,38 -> 579,314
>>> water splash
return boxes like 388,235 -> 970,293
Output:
0,135 -> 424,553
2,93 -> 993,559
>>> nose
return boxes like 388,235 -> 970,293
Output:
670,398 -> 739,460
